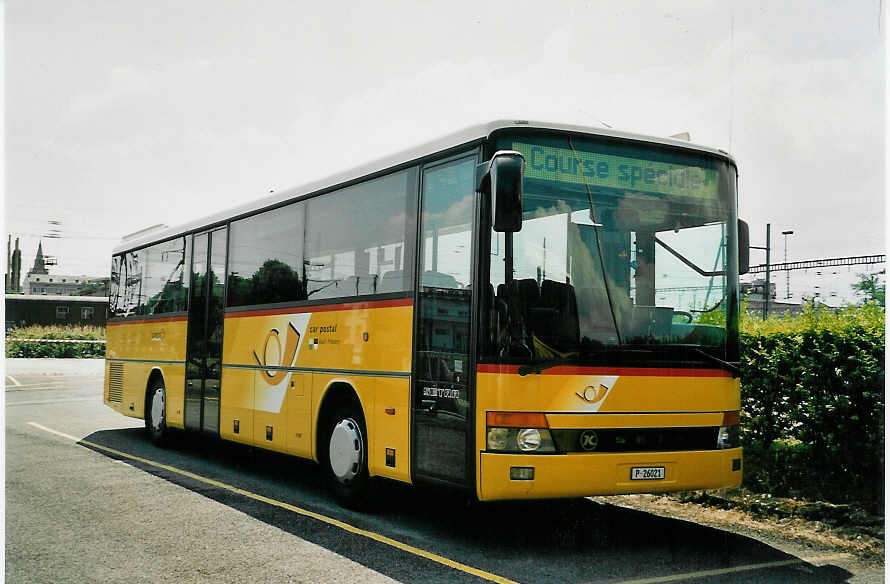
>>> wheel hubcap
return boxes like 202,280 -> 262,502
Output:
329,418 -> 363,484
150,387 -> 165,432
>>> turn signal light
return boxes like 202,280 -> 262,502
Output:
486,411 -> 548,428
721,411 -> 740,426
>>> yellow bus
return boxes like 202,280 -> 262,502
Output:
104,120 -> 748,506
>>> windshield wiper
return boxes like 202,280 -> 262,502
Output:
517,346 -> 738,377
518,356 -> 580,376
689,347 -> 740,377
654,237 -> 724,277
623,343 -> 739,377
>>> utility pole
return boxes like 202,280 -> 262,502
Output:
763,224 -> 771,320
782,230 -> 794,299
749,224 -> 772,321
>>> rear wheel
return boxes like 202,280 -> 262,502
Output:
145,381 -> 170,446
324,404 -> 371,507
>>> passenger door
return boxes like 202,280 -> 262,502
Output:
184,227 -> 228,435
412,155 -> 477,486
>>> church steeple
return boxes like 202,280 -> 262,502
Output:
29,241 -> 49,275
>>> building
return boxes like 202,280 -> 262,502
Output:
22,240 -> 109,296
5,295 -> 108,329
740,279 -> 776,300
24,273 -> 109,296
742,297 -> 806,318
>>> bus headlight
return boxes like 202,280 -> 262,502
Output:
716,425 -> 740,449
486,411 -> 557,453
717,411 -> 740,449
487,427 -> 556,452
517,428 -> 541,451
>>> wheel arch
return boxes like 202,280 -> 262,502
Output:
315,380 -> 366,464
143,367 -> 165,420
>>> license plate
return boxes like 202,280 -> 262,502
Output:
630,466 -> 665,480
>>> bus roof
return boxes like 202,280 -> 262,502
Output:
113,119 -> 736,254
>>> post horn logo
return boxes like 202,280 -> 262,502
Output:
576,384 -> 609,404
253,322 -> 301,385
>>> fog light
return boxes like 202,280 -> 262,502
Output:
510,466 -> 535,480
488,427 -> 510,450
517,428 -> 542,451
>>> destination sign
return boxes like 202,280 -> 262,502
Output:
513,142 -> 719,199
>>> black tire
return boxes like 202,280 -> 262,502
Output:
145,380 -> 170,447
323,404 -> 372,508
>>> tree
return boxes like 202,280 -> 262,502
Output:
73,279 -> 108,297
852,270 -> 885,306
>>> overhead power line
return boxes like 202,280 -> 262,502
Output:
15,232 -> 121,241
747,255 -> 885,274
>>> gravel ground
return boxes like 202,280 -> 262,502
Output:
596,492 -> 885,571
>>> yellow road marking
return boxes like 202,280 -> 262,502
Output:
29,422 -> 852,584
29,422 -> 80,441
11,397 -> 96,407
608,552 -> 853,584
28,422 -> 519,584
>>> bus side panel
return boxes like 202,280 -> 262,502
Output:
369,376 -> 411,483
219,368 -> 255,443
162,364 -> 186,429
105,318 -> 188,422
221,302 -> 413,477
104,360 -> 151,419
105,318 -> 188,361
222,303 -> 414,373
311,373 -> 412,484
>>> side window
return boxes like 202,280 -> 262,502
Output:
420,157 -> 475,289
109,255 -> 123,317
228,203 -> 305,307
55,305 -> 69,319
122,251 -> 144,317
140,237 -> 190,315
81,307 -> 95,320
305,168 -> 417,300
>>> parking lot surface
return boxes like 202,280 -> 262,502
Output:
5,359 -> 882,583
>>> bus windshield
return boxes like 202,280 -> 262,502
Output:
486,133 -> 739,368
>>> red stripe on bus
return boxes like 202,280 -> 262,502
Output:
225,297 -> 413,319
107,316 -> 188,326
476,364 -> 732,377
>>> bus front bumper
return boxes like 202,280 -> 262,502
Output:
478,448 -> 742,501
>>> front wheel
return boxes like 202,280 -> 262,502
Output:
145,381 -> 170,446
325,405 -> 371,507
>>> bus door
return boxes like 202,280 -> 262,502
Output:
184,227 -> 228,435
412,155 -> 477,486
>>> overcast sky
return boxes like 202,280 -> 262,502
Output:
5,0 -> 886,303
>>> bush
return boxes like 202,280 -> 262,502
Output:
740,302 -> 884,507
7,324 -> 105,340
6,325 -> 106,359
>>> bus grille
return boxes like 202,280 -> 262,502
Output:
107,362 -> 124,403
550,427 -> 719,453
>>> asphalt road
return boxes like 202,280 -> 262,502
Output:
5,360 -> 880,583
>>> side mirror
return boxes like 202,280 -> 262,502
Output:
737,219 -> 750,275
476,150 -> 524,232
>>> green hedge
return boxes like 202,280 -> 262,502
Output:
6,340 -> 105,358
6,325 -> 106,358
739,303 -> 884,507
